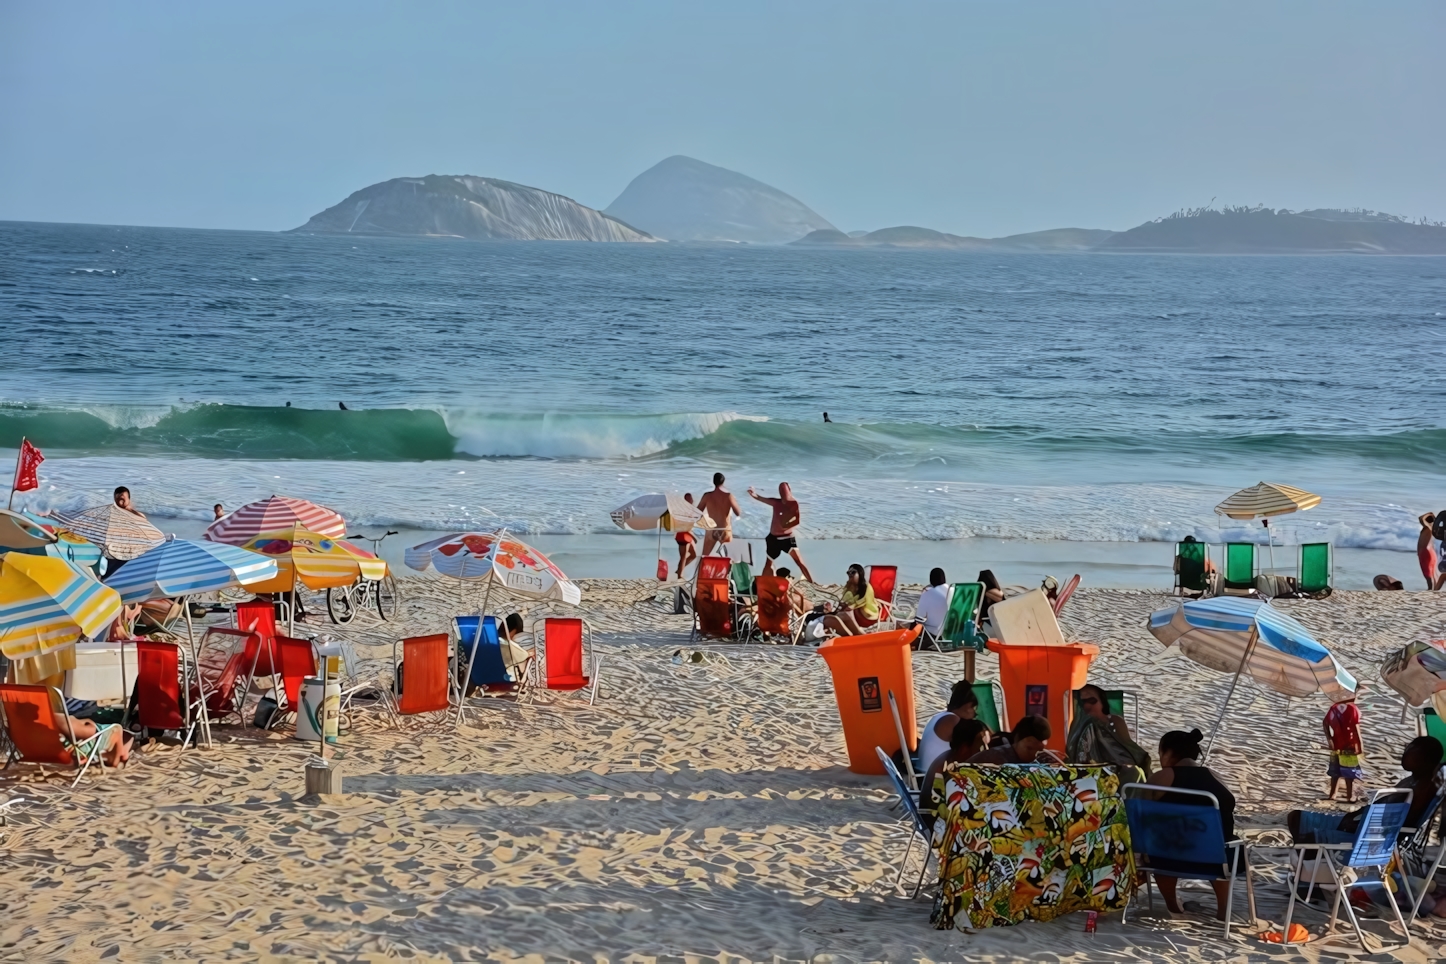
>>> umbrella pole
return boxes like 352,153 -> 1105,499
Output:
183,595 -> 212,748
456,571 -> 493,730
1204,624 -> 1259,761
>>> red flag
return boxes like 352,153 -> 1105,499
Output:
13,438 -> 43,492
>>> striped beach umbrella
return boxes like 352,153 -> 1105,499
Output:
49,504 -> 164,560
237,526 -> 386,593
1214,482 -> 1321,520
0,508 -> 57,550
103,537 -> 279,603
0,553 -> 121,665
204,495 -> 346,545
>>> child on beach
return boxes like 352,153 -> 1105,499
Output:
1323,691 -> 1364,802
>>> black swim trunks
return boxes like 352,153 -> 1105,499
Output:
765,533 -> 797,558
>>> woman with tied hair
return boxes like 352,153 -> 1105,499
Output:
1143,728 -> 1241,920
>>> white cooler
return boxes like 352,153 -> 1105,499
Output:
63,641 -> 141,702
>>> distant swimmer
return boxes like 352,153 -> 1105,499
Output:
822,412 -> 832,423
285,401 -> 291,407
338,402 -> 348,410
697,473 -> 741,557
749,481 -> 814,582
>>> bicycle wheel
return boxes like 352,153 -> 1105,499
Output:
375,574 -> 400,620
326,585 -> 357,624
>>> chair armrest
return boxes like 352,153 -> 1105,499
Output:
1287,842 -> 1353,851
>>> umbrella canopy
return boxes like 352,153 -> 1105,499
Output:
1148,596 -> 1356,699
104,536 -> 280,603
0,553 -> 121,663
204,495 -> 346,545
406,530 -> 581,604
1215,482 -> 1321,520
238,526 -> 386,593
1380,639 -> 1446,708
610,493 -> 705,533
0,508 -> 57,550
48,504 -> 164,560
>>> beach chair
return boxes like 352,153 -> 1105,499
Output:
0,683 -> 120,787
536,617 -> 601,704
730,561 -> 754,599
692,577 -> 735,640
1281,787 -> 1412,951
1405,770 -> 1446,923
1222,543 -> 1256,594
869,566 -> 898,623
191,627 -> 257,726
696,555 -> 731,582
234,599 -> 281,675
751,575 -> 796,643
1122,783 -> 1256,938
134,639 -> 200,750
1051,574 -> 1080,615
1072,688 -> 1140,735
391,634 -> 453,727
875,746 -> 934,898
454,615 -> 531,698
971,680 -> 1008,735
1416,708 -> 1446,747
1298,543 -> 1332,594
935,582 -> 986,655
274,634 -> 317,714
1175,541 -> 1209,596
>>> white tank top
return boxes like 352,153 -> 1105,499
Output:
918,710 -> 955,771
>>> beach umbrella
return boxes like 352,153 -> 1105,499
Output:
0,508 -> 57,550
1148,596 -> 1356,756
204,495 -> 346,545
1214,482 -> 1321,519
235,527 -> 386,593
103,537 -> 279,746
405,530 -> 581,604
48,504 -> 164,561
0,553 -> 121,683
610,493 -> 706,579
1380,639 -> 1446,714
7,512 -> 104,573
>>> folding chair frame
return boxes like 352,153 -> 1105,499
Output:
0,685 -> 118,788
875,746 -> 933,898
531,617 -> 602,705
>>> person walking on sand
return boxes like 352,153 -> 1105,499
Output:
749,481 -> 814,582
675,493 -> 699,579
697,473 -> 741,557
1324,690 -> 1365,802
1419,513 -> 1439,590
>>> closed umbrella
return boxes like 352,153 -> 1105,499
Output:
0,553 -> 121,684
1215,482 -> 1321,572
1148,596 -> 1356,755
49,504 -> 164,561
204,495 -> 346,545
104,537 -> 279,745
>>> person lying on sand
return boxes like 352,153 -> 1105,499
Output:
1144,728 -> 1241,920
967,715 -> 1053,765
822,564 -> 879,636
920,718 -> 991,829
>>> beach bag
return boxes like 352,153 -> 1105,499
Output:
1066,714 -> 1151,772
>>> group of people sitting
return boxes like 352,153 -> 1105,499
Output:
913,680 -> 1446,921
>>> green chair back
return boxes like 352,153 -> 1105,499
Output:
940,583 -> 985,649
1422,709 -> 1446,749
730,561 -> 753,597
1175,541 -> 1208,592
971,681 -> 1005,734
1299,543 -> 1331,593
1075,689 -> 1126,718
1224,543 -> 1255,588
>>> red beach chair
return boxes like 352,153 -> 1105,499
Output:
869,566 -> 899,623
135,640 -> 199,749
235,599 -> 280,677
0,683 -> 120,787
1052,574 -> 1081,616
392,634 -> 453,725
538,618 -> 600,703
697,556 -> 731,581
273,634 -> 317,715
192,628 -> 258,725
752,575 -> 794,641
693,578 -> 734,639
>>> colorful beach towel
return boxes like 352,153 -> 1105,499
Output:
929,764 -> 1135,930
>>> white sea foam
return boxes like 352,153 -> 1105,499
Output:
442,410 -> 764,459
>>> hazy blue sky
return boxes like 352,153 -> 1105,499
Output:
2,1 -> 1442,237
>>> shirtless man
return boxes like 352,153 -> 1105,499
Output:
749,481 -> 813,582
114,486 -> 146,518
697,473 -> 741,557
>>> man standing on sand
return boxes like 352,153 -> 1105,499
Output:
675,493 -> 699,578
697,473 -> 741,557
749,481 -> 813,583
1421,513 -> 1441,590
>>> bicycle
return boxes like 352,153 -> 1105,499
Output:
326,531 -> 401,624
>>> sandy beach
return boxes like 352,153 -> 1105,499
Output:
4,578 -> 1446,962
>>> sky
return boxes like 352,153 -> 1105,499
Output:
1,1 -> 1443,237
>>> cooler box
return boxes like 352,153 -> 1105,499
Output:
63,641 -> 141,702
986,640 -> 1098,750
818,625 -> 921,774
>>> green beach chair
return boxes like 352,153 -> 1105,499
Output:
730,561 -> 754,599
1175,541 -> 1209,595
971,680 -> 1008,735
1073,688 -> 1140,734
1419,709 -> 1446,748
1223,543 -> 1255,593
1298,543 -> 1332,594
937,582 -> 986,653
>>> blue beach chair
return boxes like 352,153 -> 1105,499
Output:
1123,783 -> 1257,938
875,745 -> 933,898
453,615 -> 531,698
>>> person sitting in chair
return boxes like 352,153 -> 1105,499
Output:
967,715 -> 1054,765
920,718 -> 991,829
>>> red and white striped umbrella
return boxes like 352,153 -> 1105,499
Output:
203,495 -> 346,546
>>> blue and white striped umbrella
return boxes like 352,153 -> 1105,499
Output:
1148,596 -> 1356,700
103,537 -> 278,603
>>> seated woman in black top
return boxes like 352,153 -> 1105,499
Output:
1144,728 -> 1240,920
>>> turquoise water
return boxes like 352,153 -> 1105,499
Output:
2,220 -> 1443,585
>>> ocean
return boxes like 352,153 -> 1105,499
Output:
2,220 -> 1444,588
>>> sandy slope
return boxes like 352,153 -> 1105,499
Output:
2,579 -> 1445,962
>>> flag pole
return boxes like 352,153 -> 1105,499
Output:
8,436 -> 23,510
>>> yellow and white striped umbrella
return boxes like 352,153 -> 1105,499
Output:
0,553 -> 122,663
238,526 -> 388,592
1214,482 -> 1321,520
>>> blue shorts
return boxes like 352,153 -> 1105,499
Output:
1328,754 -> 1364,781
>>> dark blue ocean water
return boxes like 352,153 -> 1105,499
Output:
2,220 -> 1444,559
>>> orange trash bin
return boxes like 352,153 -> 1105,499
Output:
986,640 -> 1099,750
818,625 -> 921,774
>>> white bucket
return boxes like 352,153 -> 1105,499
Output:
295,676 -> 340,744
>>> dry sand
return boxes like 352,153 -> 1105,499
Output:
3,578 -> 1446,962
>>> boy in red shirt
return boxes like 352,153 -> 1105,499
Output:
1323,690 -> 1365,802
